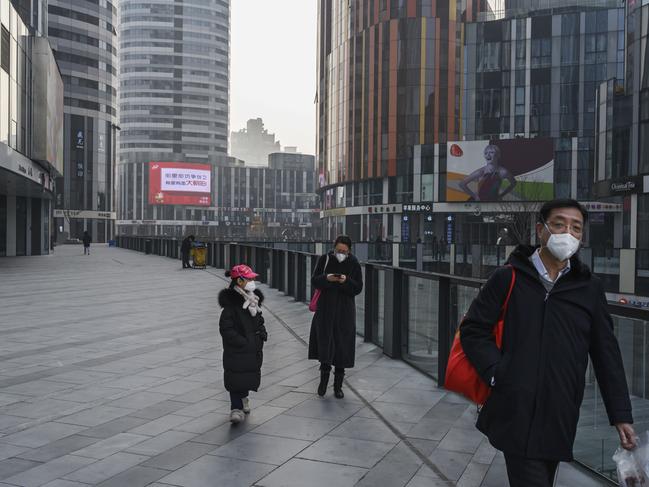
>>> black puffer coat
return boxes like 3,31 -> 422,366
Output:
308,252 -> 363,368
218,287 -> 267,392
460,245 -> 633,461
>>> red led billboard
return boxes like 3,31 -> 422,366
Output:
148,162 -> 212,206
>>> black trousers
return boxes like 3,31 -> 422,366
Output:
319,363 -> 344,375
229,391 -> 249,410
504,453 -> 559,487
181,251 -> 191,268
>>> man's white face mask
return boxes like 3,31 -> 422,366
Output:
544,224 -> 580,262
335,252 -> 347,263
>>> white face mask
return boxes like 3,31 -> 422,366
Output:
544,224 -> 580,262
334,252 -> 347,263
244,281 -> 256,292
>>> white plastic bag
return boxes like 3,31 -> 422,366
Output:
614,447 -> 645,487
613,431 -> 649,487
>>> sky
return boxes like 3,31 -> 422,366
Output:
230,0 -> 317,155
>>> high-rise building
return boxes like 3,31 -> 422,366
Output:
117,0 -> 230,236
47,0 -> 119,243
231,118 -> 281,167
316,0 -> 480,240
1,1 -> 64,256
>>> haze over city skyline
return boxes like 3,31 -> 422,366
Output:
230,0 -> 317,155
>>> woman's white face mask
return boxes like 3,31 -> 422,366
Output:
243,281 -> 256,292
334,252 -> 347,263
544,224 -> 581,262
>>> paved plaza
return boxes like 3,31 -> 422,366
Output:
0,245 -> 611,486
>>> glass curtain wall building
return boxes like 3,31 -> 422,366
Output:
1,1 -> 64,256
118,0 -> 229,236
47,0 -> 119,243
317,0 -> 481,241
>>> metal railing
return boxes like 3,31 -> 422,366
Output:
117,235 -> 649,484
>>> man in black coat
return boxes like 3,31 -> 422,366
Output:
461,199 -> 635,487
180,235 -> 194,269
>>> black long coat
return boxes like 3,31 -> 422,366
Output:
460,245 -> 633,461
308,252 -> 363,368
218,288 -> 267,392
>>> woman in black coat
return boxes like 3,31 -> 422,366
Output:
309,235 -> 363,398
218,264 -> 268,424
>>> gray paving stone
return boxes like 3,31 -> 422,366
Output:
57,405 -> 134,427
125,430 -> 196,456
15,434 -> 99,462
0,458 -> 42,481
257,458 -> 367,487
328,416 -> 400,444
2,454 -> 95,487
210,432 -> 311,465
41,480 -> 90,487
141,441 -> 215,471
172,412 -> 230,434
191,421 -> 256,446
0,444 -> 28,462
265,391 -> 313,408
370,401 -> 433,424
285,397 -> 362,422
147,379 -> 207,396
251,414 -> 339,442
375,388 -> 446,408
170,399 -> 225,418
71,432 -> 149,459
63,452 -> 148,484
457,461 -> 490,487
94,466 -> 169,487
128,413 -> 193,436
425,448 -> 473,482
438,427 -> 484,454
298,435 -> 395,468
107,391 -> 174,410
158,455 -> 275,487
128,400 -> 189,420
0,415 -> 32,433
75,416 -> 149,439
0,422 -> 86,448
354,453 -> 421,487
1,399 -> 81,420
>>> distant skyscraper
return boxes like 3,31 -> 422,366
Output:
119,0 -> 230,163
231,118 -> 282,166
117,0 -> 230,237
48,0 -> 119,243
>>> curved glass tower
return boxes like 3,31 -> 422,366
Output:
119,0 -> 229,162
48,0 -> 119,243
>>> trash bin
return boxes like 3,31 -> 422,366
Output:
108,239 -> 116,247
192,243 -> 207,269
145,239 -> 152,255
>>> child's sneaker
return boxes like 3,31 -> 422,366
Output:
230,409 -> 245,424
242,398 -> 251,414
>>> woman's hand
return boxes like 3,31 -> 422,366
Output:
326,274 -> 339,282
338,274 -> 347,283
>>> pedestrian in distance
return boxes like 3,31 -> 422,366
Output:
309,235 -> 363,398
180,235 -> 194,269
82,231 -> 91,255
218,264 -> 268,424
460,198 -> 635,487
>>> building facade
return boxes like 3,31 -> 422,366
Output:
1,1 -> 64,256
117,152 -> 319,240
230,118 -> 281,167
593,1 -> 649,298
47,0 -> 119,243
118,0 -> 230,236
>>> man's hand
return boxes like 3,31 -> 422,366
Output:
338,274 -> 347,284
326,274 -> 338,282
616,423 -> 637,450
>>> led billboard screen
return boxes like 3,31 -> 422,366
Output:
148,162 -> 212,206
446,138 -> 554,202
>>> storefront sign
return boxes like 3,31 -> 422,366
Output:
367,205 -> 400,214
402,203 -> 433,213
53,210 -> 116,220
594,176 -> 643,197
